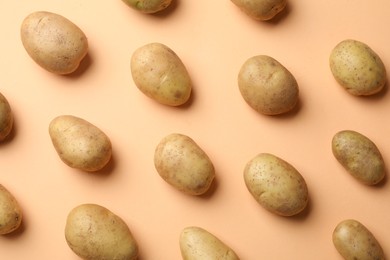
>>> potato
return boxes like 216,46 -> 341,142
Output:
122,0 -> 172,13
244,153 -> 308,216
65,204 -> 138,260
231,0 -> 287,20
238,55 -> 299,115
329,39 -> 387,96
20,11 -> 88,75
154,133 -> 215,195
0,184 -> 22,235
180,226 -> 240,260
0,92 -> 13,141
49,115 -> 112,172
131,42 -> 192,106
332,130 -> 385,185
333,219 -> 384,260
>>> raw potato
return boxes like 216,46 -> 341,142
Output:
332,130 -> 385,185
244,153 -> 308,216
180,226 -> 240,260
65,204 -> 138,260
333,219 -> 384,260
154,133 -> 215,195
329,39 -> 387,96
231,0 -> 287,20
20,11 -> 88,75
0,92 -> 13,141
49,115 -> 112,172
131,42 -> 192,106
122,0 -> 172,13
0,184 -> 22,235
238,55 -> 299,115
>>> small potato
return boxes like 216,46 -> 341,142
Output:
0,92 -> 13,141
238,55 -> 299,115
154,133 -> 215,195
244,153 -> 308,216
65,204 -> 138,260
333,219 -> 384,260
329,39 -> 387,96
20,11 -> 88,75
131,42 -> 192,106
122,0 -> 172,13
0,184 -> 22,235
332,130 -> 385,185
180,226 -> 240,260
231,0 -> 287,20
49,115 -> 112,172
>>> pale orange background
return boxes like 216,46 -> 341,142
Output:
1,0 -> 390,259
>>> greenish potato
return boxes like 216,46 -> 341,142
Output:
122,0 -> 172,13
231,0 -> 287,20
0,184 -> 22,235
0,92 -> 13,141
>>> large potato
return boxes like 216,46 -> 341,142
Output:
122,0 -> 172,13
231,0 -> 287,20
238,55 -> 299,115
329,39 -> 387,96
65,204 -> 138,260
131,42 -> 192,106
154,133 -> 215,195
180,226 -> 240,260
244,153 -> 308,216
49,115 -> 112,172
333,219 -> 384,260
20,11 -> 88,75
0,184 -> 22,235
332,130 -> 385,185
0,92 -> 13,141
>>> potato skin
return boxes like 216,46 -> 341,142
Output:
231,0 -> 287,20
0,93 -> 13,141
244,153 -> 308,216
49,115 -> 112,172
122,0 -> 172,13
154,133 -> 215,195
0,184 -> 22,235
65,204 -> 138,260
238,55 -> 299,115
332,219 -> 384,260
20,11 -> 88,75
180,226 -> 240,260
332,130 -> 385,185
131,42 -> 192,106
329,39 -> 386,96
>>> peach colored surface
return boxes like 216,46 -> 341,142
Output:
1,0 -> 390,259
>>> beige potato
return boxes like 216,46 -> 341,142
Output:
131,42 -> 192,106
329,39 -> 387,96
332,130 -> 385,185
21,11 -> 88,75
231,0 -> 287,20
180,226 -> 240,260
154,133 -> 215,195
122,0 -> 172,13
65,204 -> 138,260
244,153 -> 308,216
238,55 -> 299,115
0,92 -> 13,141
0,184 -> 22,235
333,219 -> 384,260
49,115 -> 112,172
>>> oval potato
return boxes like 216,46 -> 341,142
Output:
0,184 -> 22,235
65,204 -> 138,260
244,153 -> 308,216
180,226 -> 240,260
20,11 -> 88,75
122,0 -> 172,13
154,133 -> 215,195
332,130 -> 385,185
231,0 -> 287,20
0,92 -> 13,141
238,55 -> 299,115
333,219 -> 384,260
49,115 -> 112,172
131,42 -> 192,106
329,39 -> 387,96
